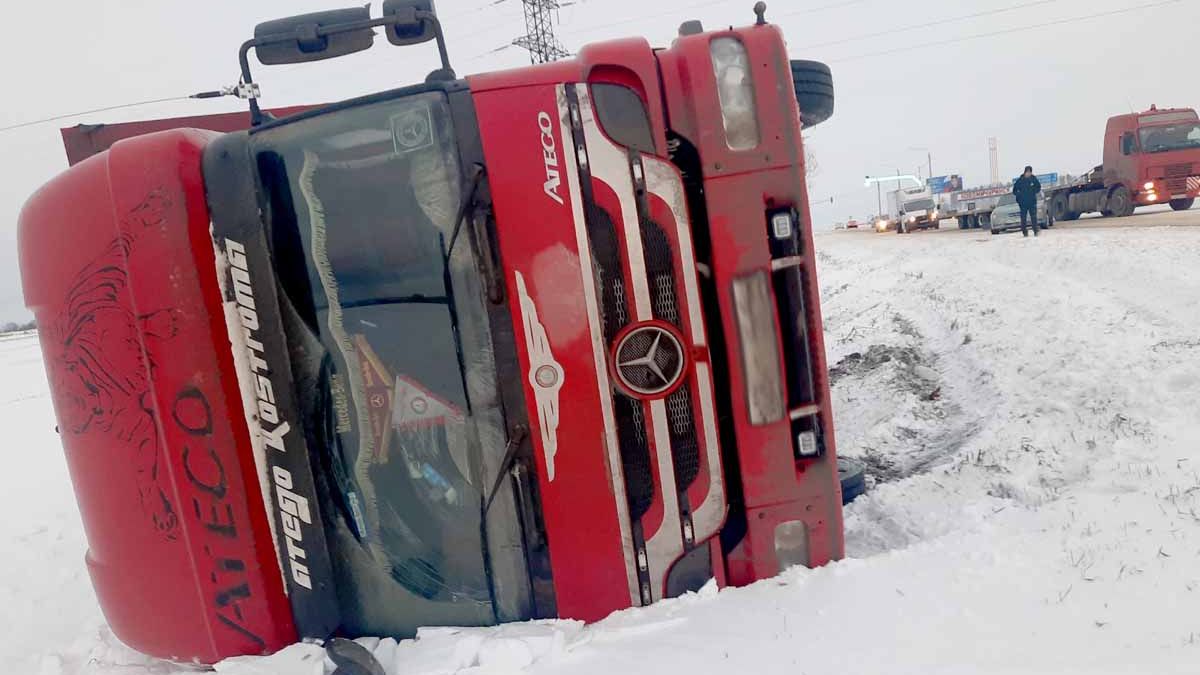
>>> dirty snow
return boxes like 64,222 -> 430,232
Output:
6,226 -> 1200,675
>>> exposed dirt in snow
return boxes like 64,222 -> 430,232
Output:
7,225 -> 1200,674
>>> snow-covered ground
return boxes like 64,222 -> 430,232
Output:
7,225 -> 1200,675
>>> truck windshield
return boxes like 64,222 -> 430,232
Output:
903,198 -> 934,212
1139,123 -> 1200,153
252,92 -> 508,618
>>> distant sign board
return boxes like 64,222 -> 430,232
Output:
1012,172 -> 1059,187
958,173 -> 1059,201
958,186 -> 1009,201
927,175 -> 964,194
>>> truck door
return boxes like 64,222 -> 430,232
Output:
1104,117 -> 1139,189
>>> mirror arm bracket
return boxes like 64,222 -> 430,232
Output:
237,10 -> 454,127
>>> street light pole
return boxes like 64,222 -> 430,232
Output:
908,146 -> 933,181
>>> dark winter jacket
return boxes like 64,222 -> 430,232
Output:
1013,174 -> 1042,208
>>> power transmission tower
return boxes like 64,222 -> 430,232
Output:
513,0 -> 569,64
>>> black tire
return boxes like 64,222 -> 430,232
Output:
1050,193 -> 1070,222
1109,185 -> 1134,217
1170,198 -> 1195,211
791,60 -> 834,129
838,457 -> 867,505
957,216 -> 967,229
990,228 -> 1000,235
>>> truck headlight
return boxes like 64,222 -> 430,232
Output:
1144,181 -> 1155,191
732,272 -> 785,425
710,37 -> 761,151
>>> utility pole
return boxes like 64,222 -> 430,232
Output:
989,137 -> 1000,185
908,146 -> 933,182
513,0 -> 569,64
876,180 -> 882,216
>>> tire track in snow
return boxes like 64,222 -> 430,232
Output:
817,229 -> 1200,556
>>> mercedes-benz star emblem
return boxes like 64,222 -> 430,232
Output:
614,324 -> 686,398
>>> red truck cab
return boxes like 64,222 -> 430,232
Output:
19,3 -> 843,664
1047,105 -> 1200,221
1103,105 -> 1200,212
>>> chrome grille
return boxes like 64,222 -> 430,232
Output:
1165,163 -> 1193,194
640,218 -> 701,491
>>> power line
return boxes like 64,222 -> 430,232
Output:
807,0 -> 1064,49
772,0 -> 873,20
440,0 -> 513,23
449,5 -> 527,43
561,0 -> 870,38
559,0 -> 725,37
831,0 -> 1184,63
0,95 -> 195,135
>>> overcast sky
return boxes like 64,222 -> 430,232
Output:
2,0 -> 1197,321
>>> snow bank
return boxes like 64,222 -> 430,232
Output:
6,225 -> 1200,674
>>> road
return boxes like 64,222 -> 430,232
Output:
839,203 -> 1200,237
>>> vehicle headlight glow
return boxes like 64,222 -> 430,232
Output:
710,37 -> 761,151
1144,181 -> 1155,191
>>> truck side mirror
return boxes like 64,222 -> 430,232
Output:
383,0 -> 437,45
254,7 -> 375,65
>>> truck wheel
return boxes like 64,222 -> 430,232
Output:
958,216 -> 967,229
1109,185 -> 1134,217
790,60 -> 834,129
990,228 -> 1000,235
838,457 -> 867,505
1051,193 -> 1070,222
1170,198 -> 1195,211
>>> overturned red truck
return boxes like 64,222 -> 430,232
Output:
19,2 -> 847,664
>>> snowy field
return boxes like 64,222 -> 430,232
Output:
6,224 -> 1200,675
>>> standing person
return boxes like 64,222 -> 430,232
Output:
1012,166 -> 1042,237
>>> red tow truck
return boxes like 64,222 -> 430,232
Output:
1046,105 -> 1200,221
19,2 -> 846,664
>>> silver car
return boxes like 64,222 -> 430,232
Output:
990,193 -> 1048,234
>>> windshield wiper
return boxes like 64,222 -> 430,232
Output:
338,294 -> 449,310
443,163 -> 504,304
316,353 -> 368,540
445,163 -> 486,261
